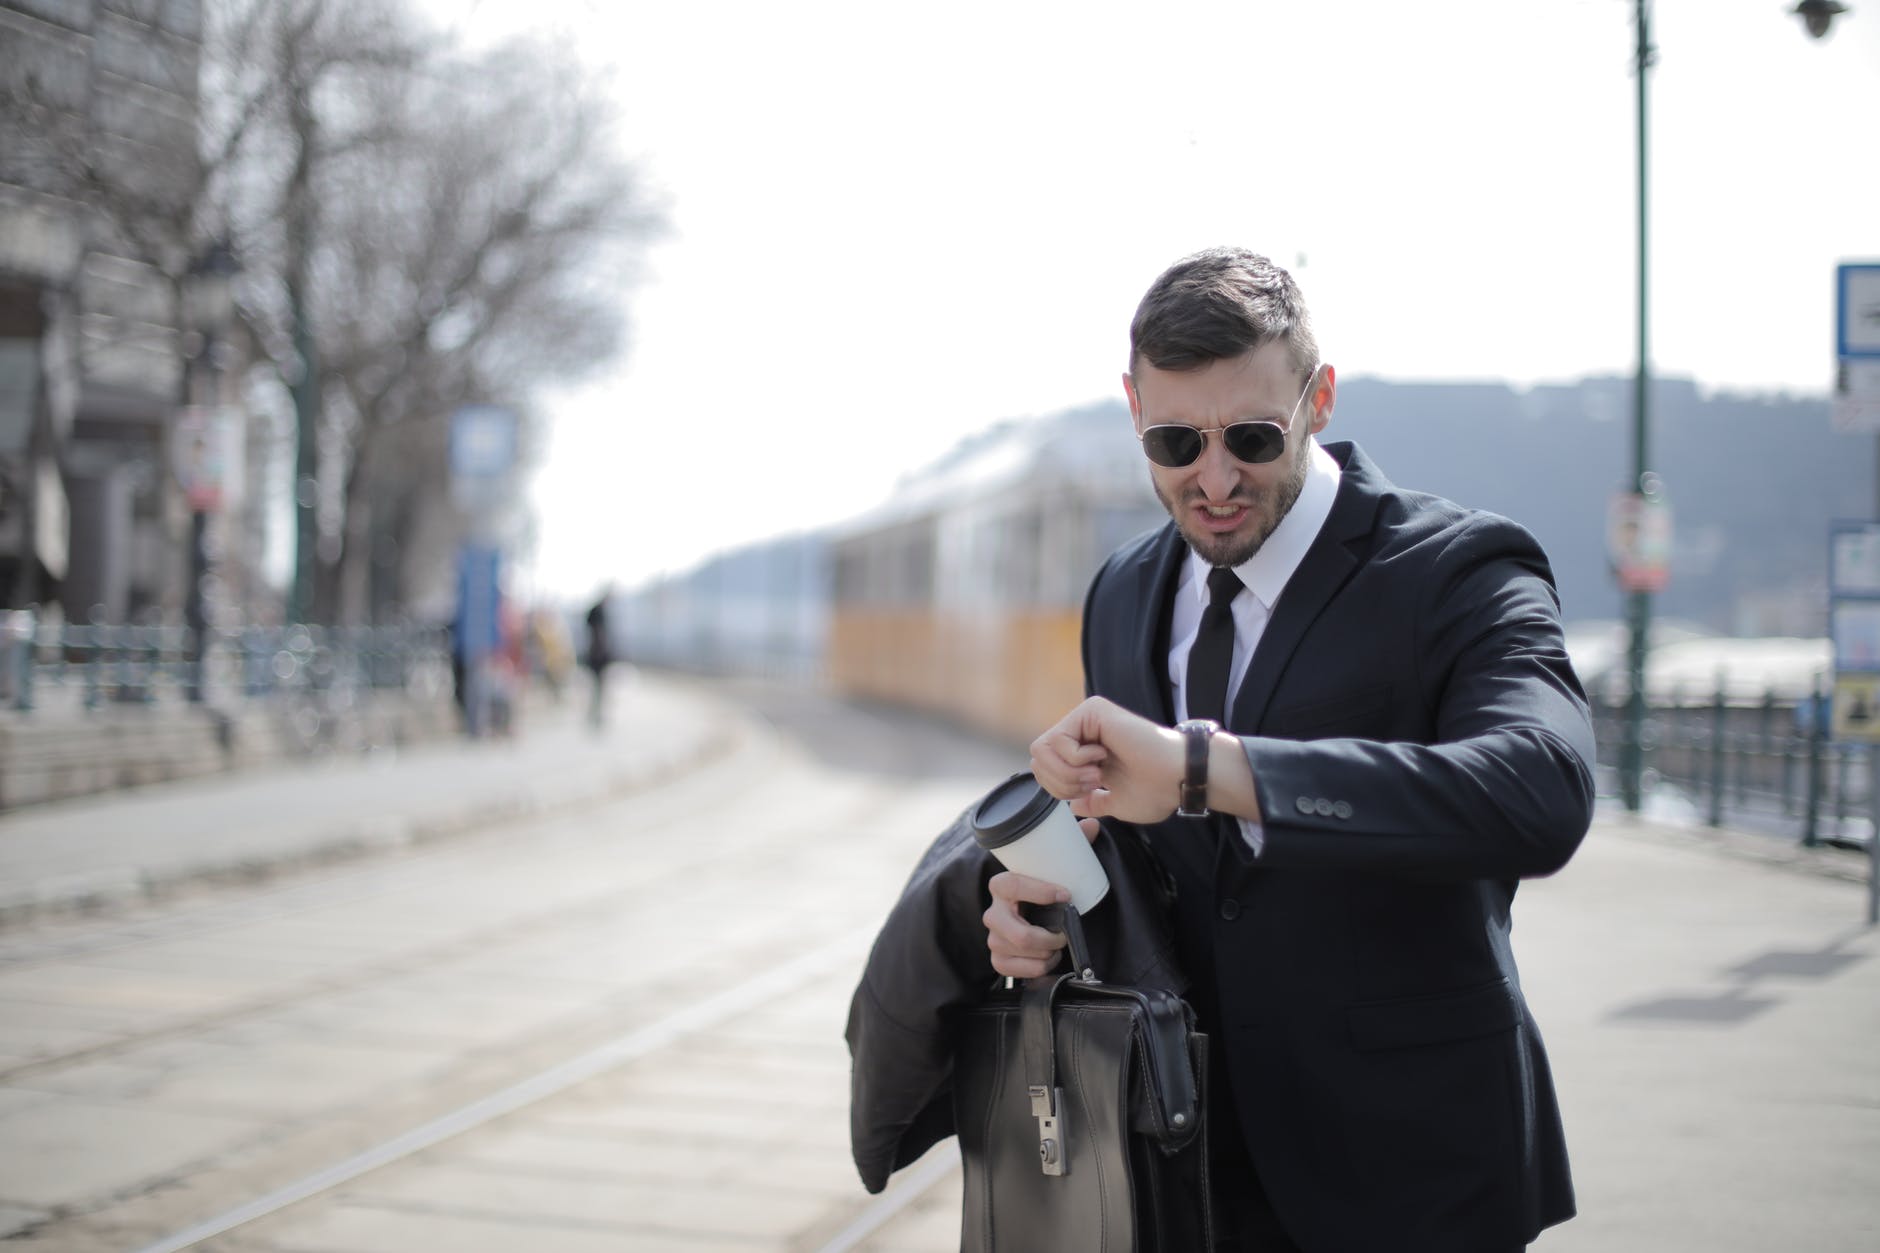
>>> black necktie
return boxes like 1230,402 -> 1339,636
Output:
1186,565 -> 1242,724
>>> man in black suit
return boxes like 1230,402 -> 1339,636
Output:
985,247 -> 1596,1251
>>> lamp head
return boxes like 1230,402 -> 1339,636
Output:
1792,0 -> 1850,39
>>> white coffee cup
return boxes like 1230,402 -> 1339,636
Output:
970,771 -> 1110,912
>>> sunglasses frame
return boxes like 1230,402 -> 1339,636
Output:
1137,367 -> 1319,469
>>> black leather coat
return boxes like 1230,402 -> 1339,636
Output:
845,801 -> 1187,1193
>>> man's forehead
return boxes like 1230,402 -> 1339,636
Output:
1132,346 -> 1299,407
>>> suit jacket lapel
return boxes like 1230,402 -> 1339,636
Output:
1229,443 -> 1383,732
1121,524 -> 1185,726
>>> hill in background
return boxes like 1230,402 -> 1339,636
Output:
1332,376 -> 1865,634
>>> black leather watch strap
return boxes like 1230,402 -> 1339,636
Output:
1175,719 -> 1219,817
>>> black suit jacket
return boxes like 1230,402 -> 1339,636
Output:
1081,441 -> 1595,1251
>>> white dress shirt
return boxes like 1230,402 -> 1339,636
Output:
1168,438 -> 1344,854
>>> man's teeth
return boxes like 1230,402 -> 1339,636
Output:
1205,505 -> 1240,517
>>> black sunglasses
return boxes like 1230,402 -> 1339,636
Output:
1137,370 -> 1317,468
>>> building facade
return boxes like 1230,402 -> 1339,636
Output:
1,0 -> 205,623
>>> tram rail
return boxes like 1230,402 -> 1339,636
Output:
1,683 -> 1010,1251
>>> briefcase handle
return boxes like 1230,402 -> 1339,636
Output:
1022,902 -> 1097,983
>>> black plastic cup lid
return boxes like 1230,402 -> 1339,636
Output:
971,771 -> 1058,850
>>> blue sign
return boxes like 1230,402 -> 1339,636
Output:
1837,263 -> 1880,361
1828,522 -> 1880,742
1829,522 -> 1880,599
450,405 -> 518,482
453,543 -> 502,661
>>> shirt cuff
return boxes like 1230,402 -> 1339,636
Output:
1236,817 -> 1266,858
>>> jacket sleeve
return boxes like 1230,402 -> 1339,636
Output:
845,813 -> 997,1193
1245,514 -> 1596,880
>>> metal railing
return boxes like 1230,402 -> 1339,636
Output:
0,610 -> 450,726
1589,676 -> 1865,849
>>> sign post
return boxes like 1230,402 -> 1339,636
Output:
1831,262 -> 1880,433
1828,520 -> 1880,925
1830,264 -> 1880,926
449,405 -> 518,738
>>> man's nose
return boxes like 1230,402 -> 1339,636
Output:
1195,434 -> 1240,500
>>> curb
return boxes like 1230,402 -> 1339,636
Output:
0,699 -> 747,930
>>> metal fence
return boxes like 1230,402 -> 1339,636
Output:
1588,677 -> 1868,849
0,610 -> 451,724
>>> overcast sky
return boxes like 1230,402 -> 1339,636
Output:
432,0 -> 1880,600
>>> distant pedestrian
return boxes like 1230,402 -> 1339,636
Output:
584,587 -> 614,729
528,609 -> 574,703
488,597 -> 526,738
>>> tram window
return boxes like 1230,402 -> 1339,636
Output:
903,538 -> 935,605
999,516 -> 1042,603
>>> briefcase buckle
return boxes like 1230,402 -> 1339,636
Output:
1029,1084 -> 1069,1176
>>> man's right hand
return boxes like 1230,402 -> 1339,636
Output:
983,870 -> 1072,979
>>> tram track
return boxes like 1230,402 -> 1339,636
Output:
126,925 -> 878,1253
5,910 -> 893,1251
2,679 -> 1007,1250
0,726 -> 845,1081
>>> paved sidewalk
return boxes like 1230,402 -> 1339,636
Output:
841,812 -> 1880,1253
0,668 -> 739,925
1519,813 -> 1880,1252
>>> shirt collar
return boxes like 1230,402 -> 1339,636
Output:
1186,438 -> 1344,610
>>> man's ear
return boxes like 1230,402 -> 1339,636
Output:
1122,372 -> 1144,431
1309,364 -> 1336,434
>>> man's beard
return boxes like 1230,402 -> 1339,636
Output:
1155,436 -> 1311,567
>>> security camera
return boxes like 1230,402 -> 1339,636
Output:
1792,0 -> 1850,39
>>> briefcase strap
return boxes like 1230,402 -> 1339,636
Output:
1019,974 -> 1077,1176
1022,902 -> 1096,982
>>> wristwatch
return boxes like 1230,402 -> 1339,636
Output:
1174,719 -> 1220,817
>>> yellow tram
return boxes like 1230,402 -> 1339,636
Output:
826,402 -> 1163,745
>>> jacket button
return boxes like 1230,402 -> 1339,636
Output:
1218,898 -> 1241,921
1314,797 -> 1335,816
1295,795 -> 1315,814
1332,800 -> 1353,820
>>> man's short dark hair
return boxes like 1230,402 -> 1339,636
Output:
1129,247 -> 1319,382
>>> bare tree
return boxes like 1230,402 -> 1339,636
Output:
305,33 -> 661,622
206,3 -> 662,623
4,0 -> 661,624
203,0 -> 430,623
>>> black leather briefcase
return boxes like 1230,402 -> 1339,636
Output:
952,905 -> 1211,1252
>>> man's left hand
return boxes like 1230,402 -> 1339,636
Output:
1029,696 -> 1186,824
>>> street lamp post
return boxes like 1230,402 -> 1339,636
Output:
1617,1 -> 1852,813
181,239 -> 240,703
1620,1 -> 1657,814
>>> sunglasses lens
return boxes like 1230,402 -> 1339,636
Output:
1223,422 -> 1286,464
1142,426 -> 1204,467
